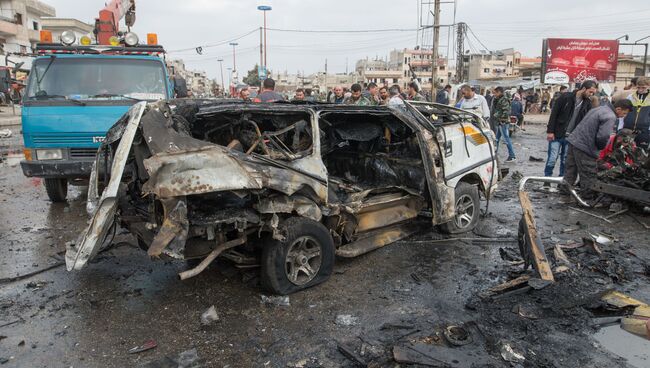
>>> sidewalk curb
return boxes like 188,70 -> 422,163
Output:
0,118 -> 21,127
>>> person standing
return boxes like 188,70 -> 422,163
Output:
621,77 -> 650,149
511,94 -> 524,131
564,99 -> 633,195
388,85 -> 405,106
541,89 -> 551,113
253,78 -> 284,102
239,87 -> 251,102
363,82 -> 380,105
550,85 -> 568,110
293,88 -> 305,101
406,82 -> 426,101
492,87 -> 516,162
544,80 -> 598,181
344,83 -> 371,106
329,85 -> 345,104
378,86 -> 390,105
436,84 -> 452,105
458,85 -> 490,121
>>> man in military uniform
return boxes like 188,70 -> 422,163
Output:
344,83 -> 371,106
492,87 -> 516,162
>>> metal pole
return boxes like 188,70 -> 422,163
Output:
259,26 -> 263,71
643,43 -> 648,77
431,0 -> 440,93
263,10 -> 268,69
217,59 -> 224,97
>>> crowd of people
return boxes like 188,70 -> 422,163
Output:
237,78 -> 434,106
544,76 -> 649,199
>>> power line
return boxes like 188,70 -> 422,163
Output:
465,25 -> 490,52
266,27 -> 419,34
167,28 -> 259,53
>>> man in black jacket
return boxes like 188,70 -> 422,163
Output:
544,80 -> 598,179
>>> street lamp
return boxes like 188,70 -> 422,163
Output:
257,4 -> 272,73
226,67 -> 233,97
229,42 -> 238,72
616,35 -> 629,41
217,59 -> 225,97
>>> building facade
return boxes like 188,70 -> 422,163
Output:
462,48 -> 522,81
0,0 -> 56,69
41,17 -> 92,42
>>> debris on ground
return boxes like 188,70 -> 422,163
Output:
500,342 -> 525,363
0,129 -> 11,138
140,348 -> 201,368
528,156 -> 544,162
335,314 -> 359,326
260,295 -> 290,307
336,341 -> 367,367
200,305 -> 219,326
128,339 -> 157,354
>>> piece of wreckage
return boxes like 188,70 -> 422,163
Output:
66,99 -> 500,294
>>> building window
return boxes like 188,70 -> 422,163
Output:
393,78 -> 398,83
20,45 -> 27,53
32,21 -> 39,30
483,68 -> 490,73
404,57 -> 407,64
14,13 -> 22,25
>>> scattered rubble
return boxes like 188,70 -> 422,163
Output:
260,295 -> 290,307
500,342 -> 525,363
335,315 -> 359,327
200,305 -> 219,326
128,339 -> 157,354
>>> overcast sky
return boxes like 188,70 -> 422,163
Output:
44,0 -> 649,80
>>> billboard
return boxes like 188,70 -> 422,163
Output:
542,38 -> 619,84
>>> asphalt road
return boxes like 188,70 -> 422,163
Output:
1,117 -> 649,367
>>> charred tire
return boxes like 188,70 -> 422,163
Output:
44,178 -> 68,202
261,217 -> 335,295
442,182 -> 480,234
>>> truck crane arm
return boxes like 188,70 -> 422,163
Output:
95,0 -> 136,45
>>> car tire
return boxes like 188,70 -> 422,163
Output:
44,178 -> 68,202
442,182 -> 480,234
261,217 -> 335,295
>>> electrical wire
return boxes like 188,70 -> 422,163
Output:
266,27 -> 419,33
167,28 -> 259,53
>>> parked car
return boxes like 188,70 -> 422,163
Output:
66,99 -> 500,294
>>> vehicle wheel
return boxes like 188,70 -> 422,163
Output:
261,217 -> 335,295
44,178 -> 68,202
442,182 -> 480,234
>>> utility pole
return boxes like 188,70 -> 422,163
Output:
430,0 -> 440,93
455,22 -> 466,83
217,59 -> 225,96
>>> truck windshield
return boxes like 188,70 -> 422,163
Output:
26,57 -> 168,101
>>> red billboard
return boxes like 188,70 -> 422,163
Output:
542,38 -> 619,84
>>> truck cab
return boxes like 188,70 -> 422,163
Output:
20,34 -> 172,202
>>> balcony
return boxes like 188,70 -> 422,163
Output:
0,18 -> 18,38
26,0 -> 56,17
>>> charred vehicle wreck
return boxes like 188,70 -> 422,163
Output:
67,99 -> 499,294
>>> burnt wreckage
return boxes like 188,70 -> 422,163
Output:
67,100 -> 499,294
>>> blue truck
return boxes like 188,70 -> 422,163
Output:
20,34 -> 175,202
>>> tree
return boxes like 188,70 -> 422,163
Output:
243,64 -> 260,86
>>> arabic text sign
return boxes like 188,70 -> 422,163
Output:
544,39 -> 618,83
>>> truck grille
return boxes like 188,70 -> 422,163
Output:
69,148 -> 98,159
32,133 -> 98,145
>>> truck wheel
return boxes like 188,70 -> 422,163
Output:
261,217 -> 335,295
442,182 -> 480,234
44,178 -> 68,202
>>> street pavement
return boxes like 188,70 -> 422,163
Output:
1,114 -> 649,367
